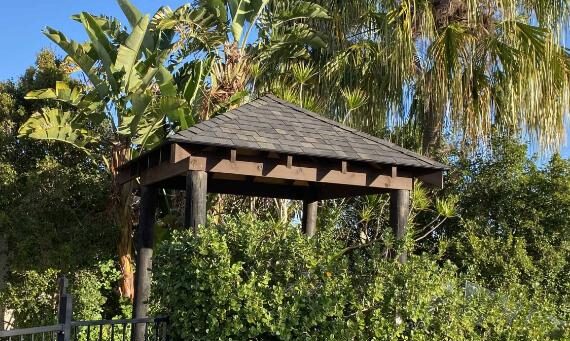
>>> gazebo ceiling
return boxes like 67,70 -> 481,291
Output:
118,94 -> 447,199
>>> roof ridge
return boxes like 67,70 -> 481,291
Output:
264,94 -> 446,169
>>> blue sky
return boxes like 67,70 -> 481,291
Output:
0,0 -> 568,158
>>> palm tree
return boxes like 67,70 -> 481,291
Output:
18,0 -> 213,300
287,0 -> 570,155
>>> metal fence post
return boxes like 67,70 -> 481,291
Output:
57,277 -> 73,341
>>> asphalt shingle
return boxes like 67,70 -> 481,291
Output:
168,94 -> 448,170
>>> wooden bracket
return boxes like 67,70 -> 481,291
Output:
341,160 -> 348,174
170,143 -> 191,163
286,155 -> 293,169
230,149 -> 237,163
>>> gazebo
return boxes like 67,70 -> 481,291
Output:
118,94 -> 447,321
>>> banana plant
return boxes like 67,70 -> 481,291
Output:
158,0 -> 330,118
18,0 -> 215,300
21,0 -> 218,153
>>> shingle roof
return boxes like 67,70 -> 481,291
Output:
168,94 -> 447,170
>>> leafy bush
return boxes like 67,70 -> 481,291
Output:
153,214 -> 568,340
1,261 -> 126,328
443,139 -> 570,319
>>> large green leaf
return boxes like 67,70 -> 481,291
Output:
182,59 -> 210,105
117,0 -> 143,28
25,82 -> 104,115
156,65 -> 178,97
72,14 -> 129,43
273,1 -> 330,22
43,28 -> 110,99
241,0 -> 269,45
18,108 -> 98,153
116,15 -> 150,91
229,0 -> 251,43
117,0 -> 156,52
199,0 -> 228,27
79,12 -> 120,93
158,96 -> 187,126
25,81 -> 81,104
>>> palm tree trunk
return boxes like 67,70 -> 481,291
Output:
111,144 -> 135,301
422,118 -> 441,156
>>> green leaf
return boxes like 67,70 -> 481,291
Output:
182,59 -> 210,105
273,1 -> 330,22
229,0 -> 251,43
116,15 -> 150,91
43,28 -> 110,99
18,108 -> 98,153
117,0 -> 143,28
79,12 -> 120,93
158,96 -> 188,128
156,65 -> 178,97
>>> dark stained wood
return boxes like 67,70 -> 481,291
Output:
170,142 -> 191,163
208,178 -> 306,199
302,198 -> 318,237
185,170 -> 208,230
187,154 -> 414,190
418,170 -> 444,188
133,186 -> 158,329
140,158 -> 190,186
130,147 -> 419,193
390,189 -> 410,264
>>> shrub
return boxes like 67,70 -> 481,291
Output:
153,214 -> 568,340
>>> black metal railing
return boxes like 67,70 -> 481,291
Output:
0,324 -> 63,340
0,278 -> 168,341
71,317 -> 168,341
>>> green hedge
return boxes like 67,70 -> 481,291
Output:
152,215 -> 567,340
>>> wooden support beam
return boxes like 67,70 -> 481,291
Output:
170,143 -> 191,163
122,146 -> 421,193
208,178 -> 307,199
187,155 -> 413,191
185,170 -> 208,230
133,186 -> 158,338
140,158 -> 190,186
390,189 -> 410,264
418,170 -> 444,188
302,198 -> 318,237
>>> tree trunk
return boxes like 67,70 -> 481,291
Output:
421,98 -> 442,156
110,144 -> 135,301
422,119 -> 440,156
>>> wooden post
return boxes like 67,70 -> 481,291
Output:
302,198 -> 318,237
57,277 -> 72,341
133,186 -> 158,340
390,189 -> 410,263
185,170 -> 208,230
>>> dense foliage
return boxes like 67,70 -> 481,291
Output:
0,51 -> 125,328
153,214 -> 567,340
443,139 -> 570,319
